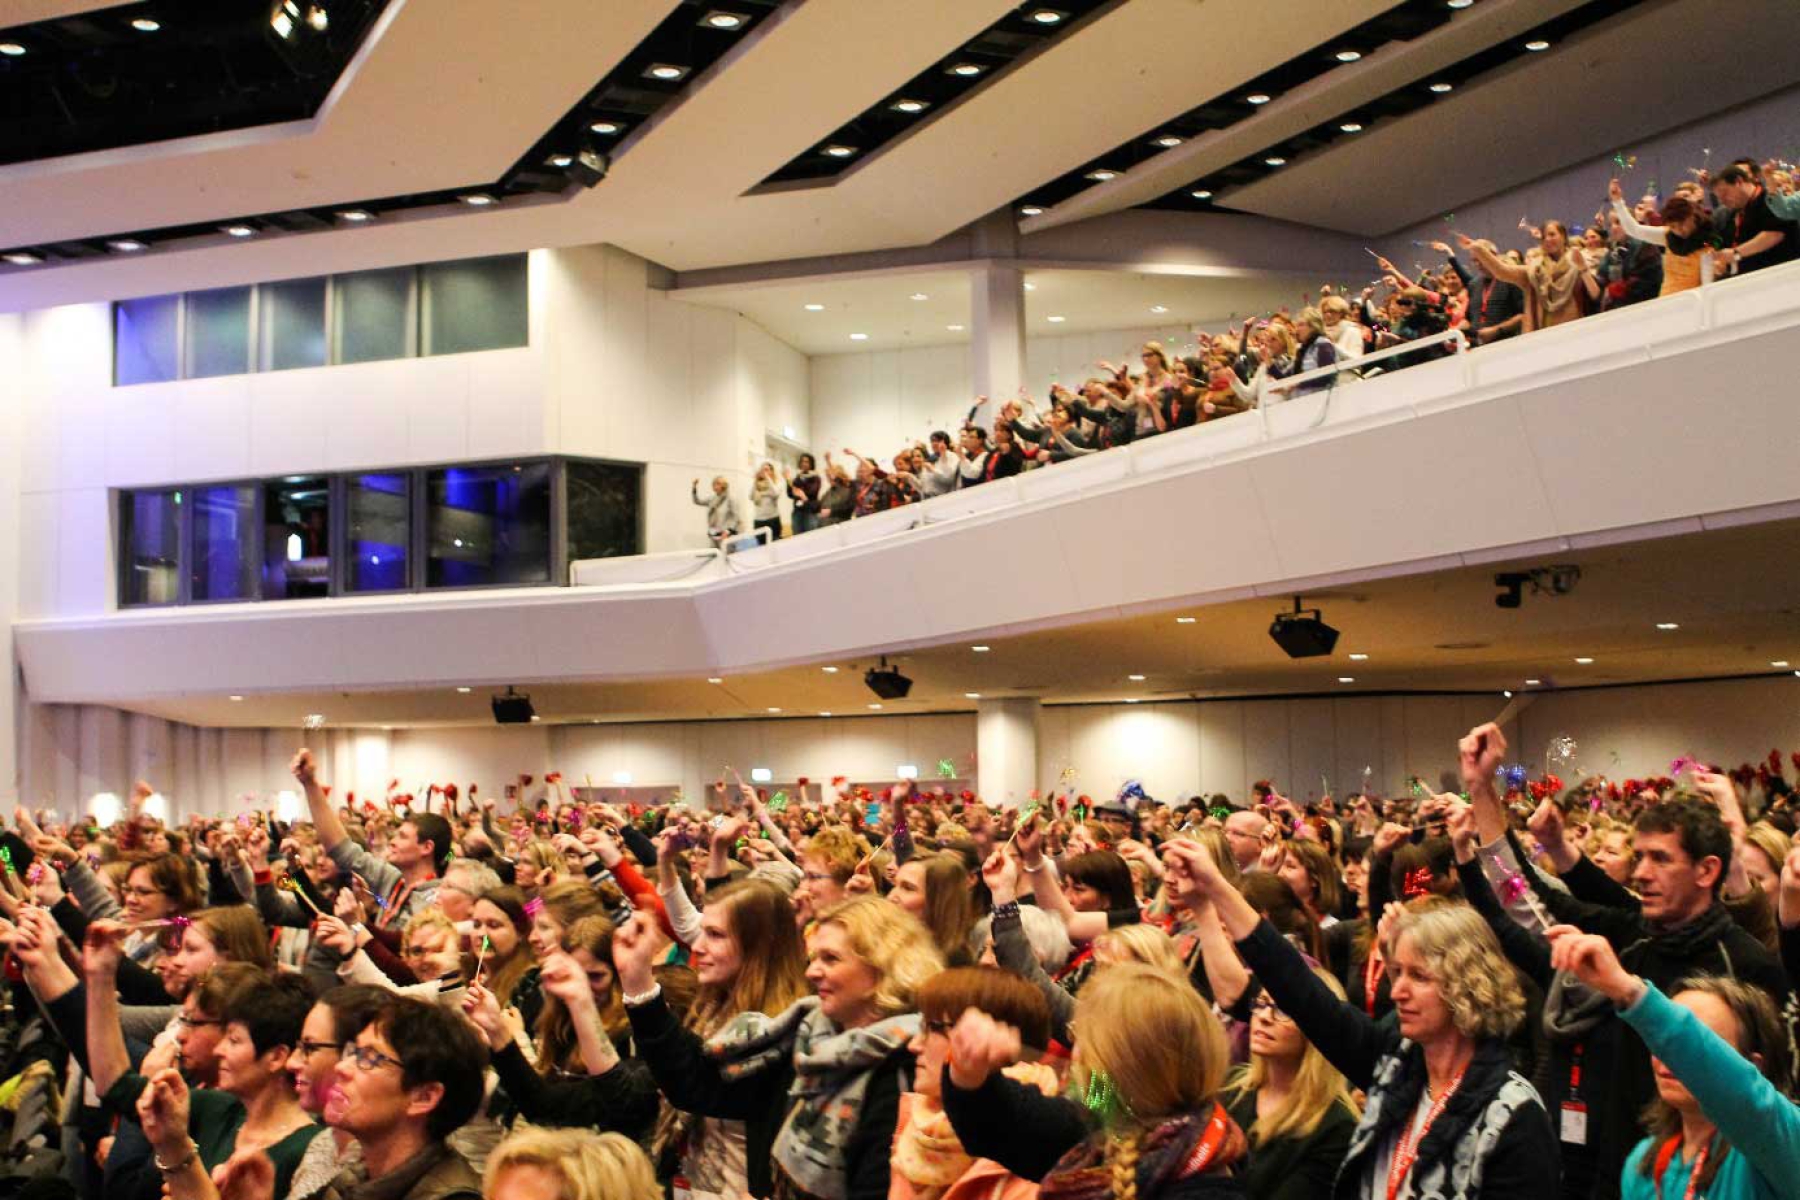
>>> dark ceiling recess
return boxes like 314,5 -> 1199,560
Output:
753,0 -> 1117,189
1127,0 -> 1647,217
0,0 -> 390,168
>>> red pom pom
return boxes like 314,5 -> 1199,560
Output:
796,777 -> 810,788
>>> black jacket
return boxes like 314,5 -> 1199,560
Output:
1223,1083 -> 1357,1200
490,1041 -> 660,1142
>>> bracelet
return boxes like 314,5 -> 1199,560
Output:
622,982 -> 662,1008
1020,859 -> 1048,874
990,899 -> 1020,922
154,1140 -> 199,1174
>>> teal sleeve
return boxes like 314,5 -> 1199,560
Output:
1765,191 -> 1800,222
1618,980 -> 1800,1184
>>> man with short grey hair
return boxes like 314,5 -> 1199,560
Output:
435,858 -> 499,927
1223,810 -> 1269,873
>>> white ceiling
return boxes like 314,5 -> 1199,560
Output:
4,0 -> 142,23
115,518 -> 1800,729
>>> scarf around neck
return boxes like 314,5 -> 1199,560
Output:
706,997 -> 918,1200
1037,1105 -> 1247,1200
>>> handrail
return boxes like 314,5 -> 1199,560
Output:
1265,327 -> 1469,396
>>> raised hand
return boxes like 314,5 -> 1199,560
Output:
313,916 -> 359,957
1458,722 -> 1507,791
946,1008 -> 1023,1090
460,982 -> 511,1050
980,849 -> 1019,903
1779,846 -> 1800,930
611,912 -> 660,997
1546,925 -> 1642,1005
1373,822 -> 1411,857
82,919 -> 129,979
214,1148 -> 277,1200
1526,796 -> 1567,851
135,1068 -> 191,1159
290,750 -> 317,788
1448,801 -> 1479,863
537,951 -> 595,1011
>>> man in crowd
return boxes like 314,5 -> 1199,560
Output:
1437,237 -> 1525,343
295,750 -> 448,932
1711,161 -> 1798,273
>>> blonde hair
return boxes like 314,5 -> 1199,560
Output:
1386,904 -> 1526,1039
1072,965 -> 1229,1200
804,827 -> 866,886
484,1128 -> 660,1200
1742,822 -> 1791,882
811,897 -> 944,1017
1296,306 -> 1326,335
1092,924 -> 1185,975
1261,323 -> 1296,357
1225,967 -> 1359,1142
1321,295 -> 1350,318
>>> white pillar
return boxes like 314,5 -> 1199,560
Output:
977,697 -> 1040,808
0,313 -> 22,802
970,264 -> 1027,402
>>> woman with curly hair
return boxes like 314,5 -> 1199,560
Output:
1164,837 -> 1556,1200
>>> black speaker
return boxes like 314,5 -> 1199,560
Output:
1269,612 -> 1339,659
491,688 -> 536,724
864,667 -> 913,700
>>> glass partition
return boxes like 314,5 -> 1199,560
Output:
346,472 -> 411,593
425,462 -> 552,587
189,484 -> 257,602
262,477 -> 331,599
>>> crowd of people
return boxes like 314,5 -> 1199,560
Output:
0,723 -> 1791,1200
694,156 -> 1799,545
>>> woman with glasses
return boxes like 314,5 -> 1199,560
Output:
284,984 -> 388,1199
1222,977 -> 1360,1200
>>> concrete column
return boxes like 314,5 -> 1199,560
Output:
976,697 -> 1040,808
970,264 -> 1027,403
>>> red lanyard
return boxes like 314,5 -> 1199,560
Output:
1363,945 -> 1384,1017
1176,1104 -> 1232,1178
1653,1134 -> 1711,1200
1567,1043 -> 1584,1092
1385,1066 -> 1467,1200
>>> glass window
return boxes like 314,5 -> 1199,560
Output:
189,484 -> 257,602
425,462 -> 551,588
114,295 -> 180,386
261,477 -> 330,600
185,286 -> 252,379
421,255 -> 528,356
334,267 -> 415,364
260,277 -> 327,372
346,472 -> 410,592
566,460 -> 643,562
121,490 -> 181,605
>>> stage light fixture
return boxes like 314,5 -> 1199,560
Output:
0,42 -> 25,56
948,62 -> 983,77
1335,49 -> 1362,61
644,63 -> 689,81
590,121 -> 624,135
1028,9 -> 1067,24
822,145 -> 857,158
109,239 -> 147,253
546,153 -> 574,168
892,99 -> 928,114
1524,39 -> 1550,51
491,687 -> 535,725
3,253 -> 41,266
1264,156 -> 1287,167
1020,205 -> 1044,216
132,17 -> 162,32
1154,135 -> 1184,148
1268,597 -> 1339,659
566,148 -> 609,188
459,193 -> 496,207
1494,571 -> 1528,609
1429,81 -> 1454,93
1085,169 -> 1118,181
1340,122 -> 1364,133
701,10 -> 747,29
337,209 -> 374,223
222,224 -> 256,238
865,658 -> 913,700
1245,93 -> 1271,105
1191,190 -> 1213,200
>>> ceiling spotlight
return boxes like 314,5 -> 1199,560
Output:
1190,189 -> 1213,200
820,711 -> 833,717
547,153 -> 575,168
1428,81 -> 1454,93
850,332 -> 869,341
707,677 -> 723,684
1774,660 -> 1792,668
1085,169 -> 1118,181
1574,656 -> 1594,664
459,193 -> 496,206
1153,135 -> 1184,148
1339,122 -> 1364,133
866,658 -> 913,700
1020,205 -> 1045,216
229,694 -> 245,702
1348,652 -> 1370,662
1150,304 -> 1169,313
701,10 -> 748,29
131,17 -> 162,32
822,144 -> 857,158
1028,8 -> 1068,24
590,120 -> 623,135
645,63 -> 689,81
804,303 -> 824,311
1655,622 -> 1679,630
1335,49 -> 1362,61
1264,156 -> 1287,167
766,707 -> 781,714
822,666 -> 839,673
1338,676 -> 1356,684
948,62 -> 983,77
1176,616 -> 1196,624
1269,597 -> 1339,658
964,691 -> 982,699
947,324 -> 965,331
337,209 -> 374,222
1246,93 -> 1271,105
1525,678 -> 1540,686
0,42 -> 26,56
910,292 -> 929,301
222,224 -> 256,238
1524,39 -> 1550,51
1047,315 -> 1066,323
868,702 -> 883,709
3,252 -> 42,266
1448,0 -> 1474,7
891,98 -> 929,114
1022,282 -> 1036,291
1127,673 -> 1146,681
305,4 -> 328,31
971,644 -> 990,652
109,239 -> 148,252
456,686 -> 472,693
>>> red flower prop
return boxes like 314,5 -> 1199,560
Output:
546,772 -> 563,784
443,784 -> 459,803
1402,868 -> 1435,899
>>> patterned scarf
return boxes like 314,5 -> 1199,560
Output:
1036,1106 -> 1247,1200
895,1063 -> 1064,1200
706,997 -> 919,1200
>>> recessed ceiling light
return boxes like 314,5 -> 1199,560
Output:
766,707 -> 781,713
1047,315 -> 1065,323
1655,622 -> 1679,630
1338,676 -> 1356,683
1773,660 -> 1791,668
337,209 -> 374,223
1447,0 -> 1474,7
804,303 -> 824,311
1028,8 -> 1067,24
131,17 -> 162,32
1154,135 -> 1184,148
822,144 -> 857,159
0,43 -> 25,57
1190,189 -> 1213,200
1019,205 -> 1044,216
1264,156 -> 1287,167
109,239 -> 147,252
1524,39 -> 1550,51
822,666 -> 839,673
948,62 -> 983,77
459,193 -> 496,206
1525,678 -> 1541,686
849,332 -> 869,341
222,224 -> 256,238
971,645 -> 990,652
456,686 -> 472,694
910,292 -> 929,301
645,63 -> 689,81
1502,690 -> 1513,699
530,714 -> 541,722
1023,282 -> 1036,291
1125,698 -> 1140,704
820,711 -> 833,717
891,98 -> 928,114
1246,93 -> 1271,105
946,324 -> 965,331
546,153 -> 574,168
1176,616 -> 1196,624
868,702 -> 883,709
1339,122 -> 1364,133
590,120 -> 623,135
707,677 -> 724,684
1348,653 -> 1369,661
1150,304 -> 1169,314
701,10 -> 747,29
964,692 -> 982,699
1574,657 -> 1594,664
1335,49 -> 1362,62
229,695 -> 244,702
1428,81 -> 1454,93
306,5 -> 327,31
3,253 -> 41,266
1085,169 -> 1118,182
1128,673 -> 1146,681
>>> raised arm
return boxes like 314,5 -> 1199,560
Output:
292,749 -> 349,852
82,920 -> 136,1100
1462,235 -> 1528,286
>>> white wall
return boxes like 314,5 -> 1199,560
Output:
17,676 -> 1797,822
0,312 -> 22,792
